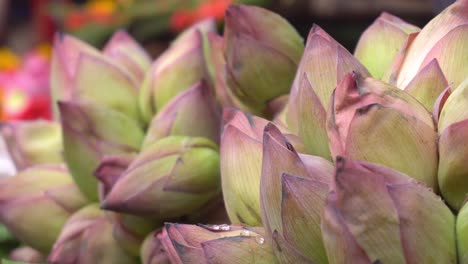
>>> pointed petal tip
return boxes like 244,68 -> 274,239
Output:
222,107 -> 241,126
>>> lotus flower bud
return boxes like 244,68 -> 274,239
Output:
223,5 -> 304,116
59,100 -> 145,201
437,78 -> 468,210
143,81 -> 221,145
393,0 -> 468,90
139,21 -> 215,122
0,165 -> 88,252
0,120 -> 62,170
327,72 -> 438,189
95,155 -> 159,257
141,230 -> 170,264
102,136 -> 220,219
220,108 -> 305,226
354,12 -> 420,80
51,32 -> 149,122
321,157 -> 456,264
158,224 -> 278,264
48,204 -> 138,264
260,123 -> 333,263
287,25 -> 370,159
9,246 -> 45,263
457,202 -> 468,264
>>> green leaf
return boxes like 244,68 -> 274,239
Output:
0,226 -> 13,243
2,259 -> 26,264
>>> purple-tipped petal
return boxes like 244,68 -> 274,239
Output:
95,153 -> 137,200
224,33 -> 297,114
438,78 -> 468,133
417,25 -> 468,90
321,192 -> 371,264
280,174 -> 329,263
103,30 -> 152,83
404,59 -> 449,110
438,119 -> 468,210
224,4 -> 303,63
396,0 -> 468,88
344,105 -> 438,189
221,124 -> 263,225
143,81 -> 221,145
432,86 -> 451,125
333,159 -> 406,263
387,183 -> 456,263
261,123 -> 332,237
207,33 -> 236,108
354,12 -> 420,79
141,230 -> 170,264
138,31 -> 206,122
295,74 -> 330,159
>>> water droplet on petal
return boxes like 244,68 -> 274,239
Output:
255,236 -> 265,245
240,230 -> 251,237
219,224 -> 231,231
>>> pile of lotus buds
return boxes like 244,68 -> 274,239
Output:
0,0 -> 467,263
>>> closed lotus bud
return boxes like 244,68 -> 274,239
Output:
0,120 -> 62,170
220,108 -> 305,226
322,157 -> 456,264
143,81 -> 221,145
393,0 -> 468,90
158,224 -> 278,264
139,21 -> 215,122
95,154 -> 158,257
102,136 -> 220,219
354,12 -> 420,80
48,204 -> 138,264
0,165 -> 88,252
141,230 -> 170,264
59,100 -> 145,201
223,5 -> 304,116
327,72 -> 438,189
9,246 -> 45,263
457,202 -> 468,264
287,25 -> 370,159
437,78 -> 468,210
260,123 -> 333,263
51,31 -> 149,122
